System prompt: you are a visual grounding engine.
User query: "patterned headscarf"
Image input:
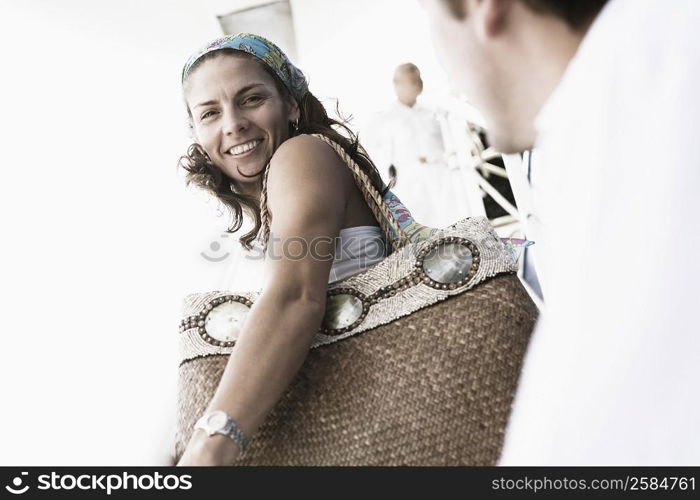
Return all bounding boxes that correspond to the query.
[181,33,308,101]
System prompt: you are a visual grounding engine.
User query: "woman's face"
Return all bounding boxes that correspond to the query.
[184,53,299,195]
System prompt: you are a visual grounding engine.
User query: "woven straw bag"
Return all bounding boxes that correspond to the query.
[175,134,538,465]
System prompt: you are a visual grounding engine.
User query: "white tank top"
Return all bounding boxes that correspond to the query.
[220,225,388,291]
[328,225,388,283]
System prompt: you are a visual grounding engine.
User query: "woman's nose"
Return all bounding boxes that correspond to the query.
[222,108,248,135]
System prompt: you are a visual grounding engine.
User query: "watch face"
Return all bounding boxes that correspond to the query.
[205,411,228,430]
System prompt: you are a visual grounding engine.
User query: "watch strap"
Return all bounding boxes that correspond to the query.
[195,411,248,454]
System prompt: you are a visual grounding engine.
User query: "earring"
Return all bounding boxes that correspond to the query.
[291,118,299,132]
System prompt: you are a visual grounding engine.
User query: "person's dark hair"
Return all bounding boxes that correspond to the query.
[442,0,608,30]
[178,49,388,251]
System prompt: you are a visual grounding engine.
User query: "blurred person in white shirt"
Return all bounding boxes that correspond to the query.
[422,0,700,464]
[365,63,470,227]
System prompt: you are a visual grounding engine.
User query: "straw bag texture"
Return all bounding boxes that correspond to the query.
[175,134,538,465]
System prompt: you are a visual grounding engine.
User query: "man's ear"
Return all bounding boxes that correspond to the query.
[472,0,515,40]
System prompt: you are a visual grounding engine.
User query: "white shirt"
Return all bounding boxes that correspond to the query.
[365,101,471,227]
[218,225,389,292]
[328,226,388,283]
[366,101,446,168]
[500,0,700,465]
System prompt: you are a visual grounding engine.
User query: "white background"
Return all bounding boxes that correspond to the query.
[0,0,455,464]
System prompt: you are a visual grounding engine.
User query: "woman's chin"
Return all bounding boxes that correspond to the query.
[237,161,267,178]
[221,161,266,189]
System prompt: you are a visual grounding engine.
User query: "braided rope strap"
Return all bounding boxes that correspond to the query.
[257,158,273,250]
[309,133,410,251]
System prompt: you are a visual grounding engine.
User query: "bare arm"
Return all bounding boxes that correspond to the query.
[178,135,349,465]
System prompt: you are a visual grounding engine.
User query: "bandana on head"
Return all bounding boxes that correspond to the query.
[181,33,309,101]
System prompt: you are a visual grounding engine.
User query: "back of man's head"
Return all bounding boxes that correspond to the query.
[442,0,607,30]
[426,0,609,152]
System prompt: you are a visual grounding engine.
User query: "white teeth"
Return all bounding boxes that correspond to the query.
[229,139,261,156]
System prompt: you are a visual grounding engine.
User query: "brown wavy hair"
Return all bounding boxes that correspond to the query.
[178,49,388,251]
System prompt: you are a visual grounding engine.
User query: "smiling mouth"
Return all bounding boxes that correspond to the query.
[227,139,262,157]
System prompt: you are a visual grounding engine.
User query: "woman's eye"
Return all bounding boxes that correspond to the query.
[200,110,217,120]
[243,95,263,105]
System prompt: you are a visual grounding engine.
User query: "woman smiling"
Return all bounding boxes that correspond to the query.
[177,34,403,465]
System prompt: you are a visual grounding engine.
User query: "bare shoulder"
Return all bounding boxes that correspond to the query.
[270,134,345,172]
[267,134,350,194]
[265,135,351,223]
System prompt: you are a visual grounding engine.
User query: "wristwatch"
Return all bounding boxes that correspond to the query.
[194,410,248,453]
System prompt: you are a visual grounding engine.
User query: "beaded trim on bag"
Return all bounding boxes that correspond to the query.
[178,216,516,365]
